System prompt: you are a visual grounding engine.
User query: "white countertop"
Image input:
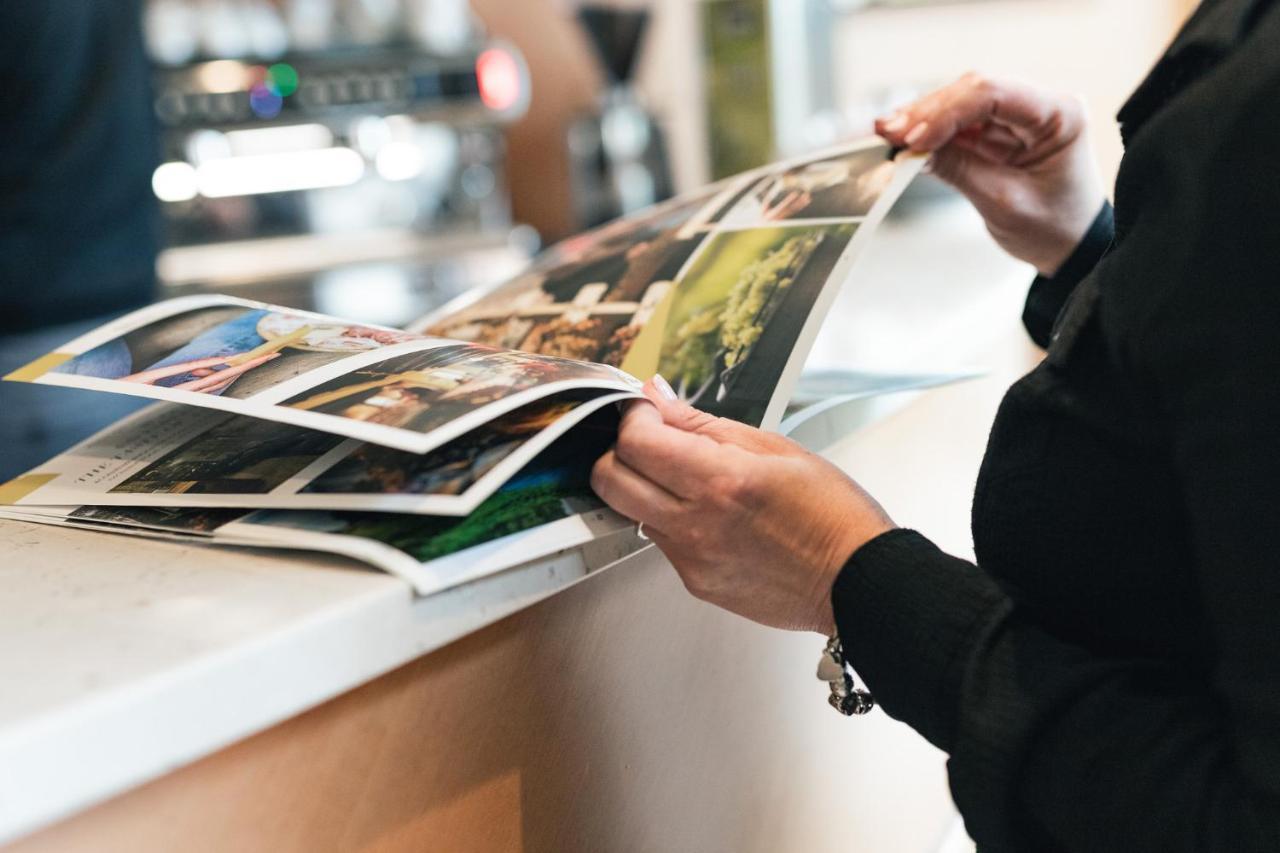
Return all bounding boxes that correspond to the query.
[0,195,1031,845]
[0,524,647,845]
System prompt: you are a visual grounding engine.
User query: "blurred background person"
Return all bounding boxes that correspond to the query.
[0,0,159,480]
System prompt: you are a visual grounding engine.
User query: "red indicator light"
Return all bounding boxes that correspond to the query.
[476,48,522,112]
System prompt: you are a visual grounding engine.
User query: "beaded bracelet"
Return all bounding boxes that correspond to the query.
[817,634,874,716]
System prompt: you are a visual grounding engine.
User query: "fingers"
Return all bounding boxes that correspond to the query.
[643,377,720,432]
[611,378,806,504]
[612,400,725,496]
[643,377,802,457]
[589,449,683,528]
[927,145,1016,207]
[950,123,1027,165]
[877,73,1080,155]
[643,377,758,443]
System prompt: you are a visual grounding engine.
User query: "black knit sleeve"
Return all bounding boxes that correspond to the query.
[831,529,1003,751]
[1021,202,1114,348]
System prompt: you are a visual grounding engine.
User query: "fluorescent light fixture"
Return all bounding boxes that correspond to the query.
[374,141,427,181]
[224,123,334,157]
[186,128,232,165]
[196,147,365,197]
[152,161,199,202]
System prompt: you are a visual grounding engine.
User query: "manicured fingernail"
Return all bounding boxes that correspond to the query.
[652,373,678,401]
[904,122,930,148]
[882,112,908,133]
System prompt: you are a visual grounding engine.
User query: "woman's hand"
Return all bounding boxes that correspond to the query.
[591,377,895,634]
[877,73,1106,277]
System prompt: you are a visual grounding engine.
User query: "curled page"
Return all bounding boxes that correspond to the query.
[0,390,630,517]
[5,294,641,455]
[0,417,640,595]
[422,138,925,429]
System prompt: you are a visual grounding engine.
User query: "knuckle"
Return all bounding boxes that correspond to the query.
[706,468,747,502]
[686,522,724,556]
[589,457,611,496]
[737,469,766,507]
[720,449,763,501]
[613,430,642,464]
[694,518,733,556]
[711,471,753,506]
[689,412,727,437]
[677,407,715,430]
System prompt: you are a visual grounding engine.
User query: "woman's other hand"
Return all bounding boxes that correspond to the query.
[877,73,1106,277]
[591,377,895,635]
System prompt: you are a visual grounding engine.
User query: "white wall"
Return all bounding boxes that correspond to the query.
[637,0,1194,191]
[831,0,1191,185]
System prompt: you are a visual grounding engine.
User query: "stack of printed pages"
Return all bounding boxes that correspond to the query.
[1,138,946,595]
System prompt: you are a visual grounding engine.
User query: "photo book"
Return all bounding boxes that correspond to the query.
[1,137,944,595]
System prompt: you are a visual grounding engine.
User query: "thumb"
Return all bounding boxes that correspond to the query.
[645,376,801,455]
[644,376,721,433]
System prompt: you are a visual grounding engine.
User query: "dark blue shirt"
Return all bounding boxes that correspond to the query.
[0,0,160,332]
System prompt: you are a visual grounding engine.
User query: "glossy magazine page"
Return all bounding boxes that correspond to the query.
[421,138,925,429]
[0,391,632,517]
[4,294,642,455]
[0,418,643,595]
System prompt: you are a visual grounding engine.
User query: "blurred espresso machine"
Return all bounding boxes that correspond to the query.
[144,0,531,326]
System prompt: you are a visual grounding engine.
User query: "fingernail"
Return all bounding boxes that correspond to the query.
[904,122,930,148]
[882,112,908,133]
[652,373,678,401]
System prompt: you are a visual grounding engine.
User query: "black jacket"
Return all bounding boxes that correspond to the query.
[833,1,1280,850]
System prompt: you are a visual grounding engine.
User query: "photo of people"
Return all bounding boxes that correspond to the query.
[426,197,708,367]
[48,303,420,400]
[110,416,347,496]
[709,143,897,228]
[523,184,725,276]
[652,223,858,426]
[282,344,631,437]
[2,387,622,516]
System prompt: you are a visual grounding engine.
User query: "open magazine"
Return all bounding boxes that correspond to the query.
[1,137,935,594]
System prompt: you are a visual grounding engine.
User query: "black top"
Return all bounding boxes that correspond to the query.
[0,0,159,332]
[832,1,1280,850]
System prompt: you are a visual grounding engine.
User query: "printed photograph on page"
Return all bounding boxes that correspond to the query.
[16,298,421,399]
[622,223,859,426]
[705,142,900,230]
[422,188,724,367]
[0,390,622,517]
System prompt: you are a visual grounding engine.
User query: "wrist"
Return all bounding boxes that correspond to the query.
[1035,199,1114,282]
[809,520,896,636]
